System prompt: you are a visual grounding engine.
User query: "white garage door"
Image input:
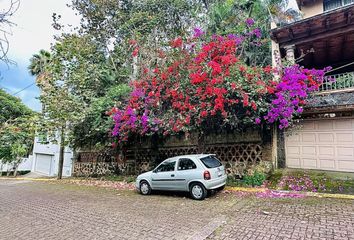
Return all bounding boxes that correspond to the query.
[285,118,354,172]
[35,154,53,175]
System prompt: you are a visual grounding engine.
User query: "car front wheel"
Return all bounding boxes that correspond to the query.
[139,181,152,195]
[190,182,207,200]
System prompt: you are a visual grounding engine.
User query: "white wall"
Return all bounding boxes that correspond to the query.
[32,136,73,177]
[0,156,33,173]
[33,136,59,155]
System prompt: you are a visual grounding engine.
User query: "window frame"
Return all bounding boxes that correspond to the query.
[323,0,354,12]
[155,160,176,173]
[177,158,197,171]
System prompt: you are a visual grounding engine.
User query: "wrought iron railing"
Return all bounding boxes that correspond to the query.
[319,72,354,92]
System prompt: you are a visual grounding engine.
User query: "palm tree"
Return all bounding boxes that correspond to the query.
[28,49,51,77]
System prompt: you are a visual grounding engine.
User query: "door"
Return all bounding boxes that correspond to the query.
[151,160,177,190]
[174,158,198,191]
[285,118,354,172]
[35,154,53,175]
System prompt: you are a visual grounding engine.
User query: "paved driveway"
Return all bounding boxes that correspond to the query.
[0,179,353,240]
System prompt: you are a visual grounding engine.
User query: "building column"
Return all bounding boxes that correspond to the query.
[284,45,296,64]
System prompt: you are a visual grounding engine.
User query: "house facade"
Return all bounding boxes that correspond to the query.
[31,135,73,177]
[271,0,354,172]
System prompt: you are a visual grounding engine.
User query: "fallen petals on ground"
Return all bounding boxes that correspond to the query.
[63,179,136,191]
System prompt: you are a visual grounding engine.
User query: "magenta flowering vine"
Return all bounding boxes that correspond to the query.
[264,66,330,129]
[108,19,329,142]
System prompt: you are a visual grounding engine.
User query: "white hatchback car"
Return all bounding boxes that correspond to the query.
[135,154,227,200]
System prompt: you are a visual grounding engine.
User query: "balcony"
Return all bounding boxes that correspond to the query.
[319,72,354,92]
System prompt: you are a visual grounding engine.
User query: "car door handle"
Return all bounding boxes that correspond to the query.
[171,174,175,177]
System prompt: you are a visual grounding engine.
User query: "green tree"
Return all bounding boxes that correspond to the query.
[29,49,84,179]
[205,0,293,66]
[0,89,32,126]
[28,49,52,77]
[43,0,205,150]
[0,89,35,176]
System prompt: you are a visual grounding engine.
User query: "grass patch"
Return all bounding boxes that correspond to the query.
[267,169,354,194]
[226,176,246,187]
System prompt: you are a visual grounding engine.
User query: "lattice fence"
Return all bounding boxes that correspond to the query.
[73,143,263,177]
[128,143,262,176]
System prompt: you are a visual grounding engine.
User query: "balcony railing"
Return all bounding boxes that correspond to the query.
[319,72,354,92]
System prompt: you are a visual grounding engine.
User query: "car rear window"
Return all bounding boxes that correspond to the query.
[200,155,222,168]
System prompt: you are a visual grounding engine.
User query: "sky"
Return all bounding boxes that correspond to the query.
[0,0,80,111]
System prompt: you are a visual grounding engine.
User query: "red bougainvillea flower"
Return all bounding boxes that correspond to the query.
[111,23,329,143]
[170,37,183,48]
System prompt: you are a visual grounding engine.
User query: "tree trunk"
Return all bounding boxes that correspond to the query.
[13,165,18,177]
[57,127,65,180]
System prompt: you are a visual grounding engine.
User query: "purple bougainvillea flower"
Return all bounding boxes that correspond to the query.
[131,88,144,98]
[253,28,262,38]
[193,27,205,38]
[245,18,255,26]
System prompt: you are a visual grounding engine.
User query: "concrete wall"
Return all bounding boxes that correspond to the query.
[0,156,33,173]
[301,0,324,19]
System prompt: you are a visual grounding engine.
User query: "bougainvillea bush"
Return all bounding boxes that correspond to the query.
[109,20,329,142]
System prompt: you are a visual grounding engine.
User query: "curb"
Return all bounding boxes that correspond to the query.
[305,192,354,200]
[0,177,57,181]
[225,186,267,193]
[224,186,354,200]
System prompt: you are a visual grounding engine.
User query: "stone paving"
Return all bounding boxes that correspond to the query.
[0,179,353,240]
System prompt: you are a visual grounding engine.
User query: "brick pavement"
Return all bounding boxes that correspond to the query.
[0,180,353,240]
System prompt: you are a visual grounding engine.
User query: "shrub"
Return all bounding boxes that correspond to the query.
[243,171,266,186]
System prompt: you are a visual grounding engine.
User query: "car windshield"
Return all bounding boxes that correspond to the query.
[200,155,222,168]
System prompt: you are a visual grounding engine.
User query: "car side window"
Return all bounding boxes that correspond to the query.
[156,161,176,172]
[178,158,197,171]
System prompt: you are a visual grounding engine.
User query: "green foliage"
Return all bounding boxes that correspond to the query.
[71,0,206,42]
[206,0,290,66]
[0,89,35,169]
[0,170,30,176]
[71,84,131,149]
[0,89,32,125]
[243,171,266,186]
[226,175,245,187]
[0,115,37,168]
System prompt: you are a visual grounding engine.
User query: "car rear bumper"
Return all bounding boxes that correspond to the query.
[204,175,227,190]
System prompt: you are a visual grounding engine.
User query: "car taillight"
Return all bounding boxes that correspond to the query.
[204,170,211,180]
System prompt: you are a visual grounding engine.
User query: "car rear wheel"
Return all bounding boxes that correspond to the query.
[190,182,207,200]
[139,181,151,195]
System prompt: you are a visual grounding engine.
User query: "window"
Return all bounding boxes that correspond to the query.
[324,0,354,11]
[200,155,222,168]
[155,161,176,172]
[178,158,197,171]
